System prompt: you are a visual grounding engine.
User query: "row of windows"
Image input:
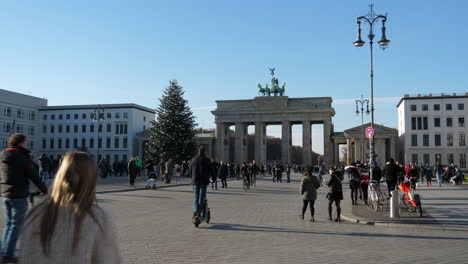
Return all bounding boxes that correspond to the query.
[411,153,466,168]
[42,137,128,150]
[43,123,128,134]
[410,103,465,111]
[3,107,36,120]
[411,116,465,129]
[2,123,35,135]
[43,112,129,121]
[411,133,465,147]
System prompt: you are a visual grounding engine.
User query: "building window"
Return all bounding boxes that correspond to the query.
[65,138,70,149]
[90,124,94,132]
[446,117,453,127]
[410,105,417,111]
[51,114,55,120]
[50,125,55,133]
[66,125,70,133]
[435,154,442,163]
[423,134,429,147]
[74,125,78,133]
[43,125,47,133]
[106,137,111,148]
[421,104,428,111]
[82,125,86,133]
[434,104,440,111]
[423,154,430,165]
[434,118,440,127]
[447,134,453,146]
[74,114,78,119]
[115,113,120,119]
[98,124,102,133]
[458,103,464,110]
[28,126,35,136]
[82,113,86,119]
[16,109,24,119]
[49,139,54,149]
[98,138,102,148]
[411,154,418,163]
[66,114,70,119]
[4,107,12,117]
[460,133,466,146]
[435,134,441,146]
[107,113,111,119]
[460,154,467,169]
[59,114,63,120]
[58,125,63,133]
[447,153,454,164]
[114,155,119,163]
[423,117,428,130]
[81,138,86,148]
[446,104,452,110]
[459,117,465,127]
[89,138,94,148]
[98,113,104,120]
[411,135,418,147]
[29,111,36,120]
[114,137,119,148]
[73,138,78,148]
[124,112,128,118]
[43,114,47,120]
[115,124,119,135]
[124,124,128,134]
[42,139,46,149]
[123,154,128,162]
[58,138,63,149]
[106,124,111,133]
[123,137,128,148]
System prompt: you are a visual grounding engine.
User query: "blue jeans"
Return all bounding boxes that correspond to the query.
[436,172,443,186]
[193,185,207,217]
[39,170,49,183]
[2,198,28,258]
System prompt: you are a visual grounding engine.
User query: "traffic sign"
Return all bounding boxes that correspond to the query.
[365,126,375,139]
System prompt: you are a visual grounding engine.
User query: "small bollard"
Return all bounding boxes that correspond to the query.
[390,190,400,218]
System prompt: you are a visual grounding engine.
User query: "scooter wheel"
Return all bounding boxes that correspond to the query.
[206,211,211,224]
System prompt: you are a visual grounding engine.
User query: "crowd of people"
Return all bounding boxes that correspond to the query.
[0,132,466,263]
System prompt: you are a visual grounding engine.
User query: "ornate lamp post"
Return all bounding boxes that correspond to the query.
[355,95,370,162]
[353,3,390,168]
[92,105,105,163]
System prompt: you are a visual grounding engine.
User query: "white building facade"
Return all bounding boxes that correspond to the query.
[397,93,468,169]
[38,104,155,163]
[0,89,47,158]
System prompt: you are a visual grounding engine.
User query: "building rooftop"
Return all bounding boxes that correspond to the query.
[397,93,468,107]
[39,103,155,114]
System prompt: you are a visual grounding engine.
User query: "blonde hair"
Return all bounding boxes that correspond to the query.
[26,151,102,255]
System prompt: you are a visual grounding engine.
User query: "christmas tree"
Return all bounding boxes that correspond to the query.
[149,80,197,163]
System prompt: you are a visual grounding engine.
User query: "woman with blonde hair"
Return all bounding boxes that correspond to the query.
[19,151,121,263]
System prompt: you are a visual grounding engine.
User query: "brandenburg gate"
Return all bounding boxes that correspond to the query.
[211,69,335,165]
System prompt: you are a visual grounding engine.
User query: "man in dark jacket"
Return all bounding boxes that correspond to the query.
[0,134,48,263]
[383,158,398,196]
[189,146,212,224]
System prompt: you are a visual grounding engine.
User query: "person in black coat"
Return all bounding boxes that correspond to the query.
[384,158,399,196]
[189,146,212,222]
[218,161,228,188]
[327,167,343,222]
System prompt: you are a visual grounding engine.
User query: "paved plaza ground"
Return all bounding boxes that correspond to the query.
[2,173,468,263]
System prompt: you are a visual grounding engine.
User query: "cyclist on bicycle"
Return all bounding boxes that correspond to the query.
[241,163,250,186]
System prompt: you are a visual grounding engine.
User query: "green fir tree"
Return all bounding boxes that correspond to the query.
[149,80,197,163]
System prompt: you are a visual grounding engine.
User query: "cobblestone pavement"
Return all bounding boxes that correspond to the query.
[94,173,467,263]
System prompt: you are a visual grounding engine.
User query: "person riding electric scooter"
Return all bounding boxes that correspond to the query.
[189,146,213,227]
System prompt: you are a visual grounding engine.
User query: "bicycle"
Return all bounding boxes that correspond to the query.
[398,182,422,216]
[367,180,389,211]
[243,176,250,191]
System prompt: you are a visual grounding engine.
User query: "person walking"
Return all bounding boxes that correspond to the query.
[189,147,212,225]
[299,169,320,222]
[0,133,48,263]
[135,156,142,178]
[175,163,182,184]
[327,167,343,222]
[345,163,360,205]
[127,157,137,188]
[286,165,292,183]
[425,164,433,186]
[37,153,50,184]
[435,161,444,187]
[359,165,370,205]
[165,159,174,184]
[218,161,228,188]
[384,159,399,197]
[19,151,121,264]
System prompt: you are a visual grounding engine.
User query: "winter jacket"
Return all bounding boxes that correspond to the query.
[0,147,48,198]
[383,161,399,182]
[300,175,320,200]
[327,173,343,201]
[189,152,212,186]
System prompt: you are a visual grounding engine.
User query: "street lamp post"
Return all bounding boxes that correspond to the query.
[93,105,105,163]
[353,3,390,170]
[355,95,370,163]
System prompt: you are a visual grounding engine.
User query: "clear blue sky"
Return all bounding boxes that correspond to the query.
[1,0,467,153]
